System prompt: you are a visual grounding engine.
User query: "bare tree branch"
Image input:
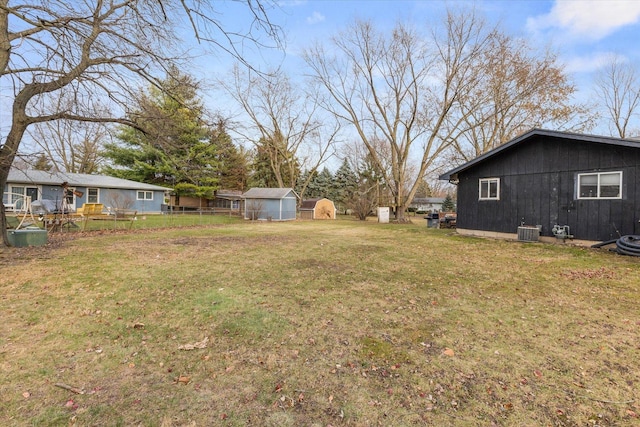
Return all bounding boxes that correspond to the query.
[220,65,337,193]
[593,55,640,139]
[0,0,282,246]
[304,11,491,222]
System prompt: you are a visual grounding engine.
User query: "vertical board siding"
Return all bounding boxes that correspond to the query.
[457,136,640,241]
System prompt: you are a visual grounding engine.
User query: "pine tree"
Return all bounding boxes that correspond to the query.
[414,179,432,198]
[314,167,334,199]
[296,169,313,196]
[213,121,250,191]
[102,68,219,198]
[442,193,456,212]
[333,158,358,213]
[33,154,53,171]
[250,133,299,188]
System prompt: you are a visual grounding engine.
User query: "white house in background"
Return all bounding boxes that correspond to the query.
[410,197,445,213]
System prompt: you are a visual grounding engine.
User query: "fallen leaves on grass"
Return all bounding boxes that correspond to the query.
[64,399,78,410]
[561,267,615,280]
[443,348,455,357]
[176,375,191,384]
[178,336,209,350]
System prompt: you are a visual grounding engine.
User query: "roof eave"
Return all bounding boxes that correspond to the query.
[438,128,640,181]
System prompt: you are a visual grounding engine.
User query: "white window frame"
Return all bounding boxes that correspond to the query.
[479,178,500,201]
[137,191,153,201]
[87,188,100,204]
[577,171,622,200]
[7,185,40,207]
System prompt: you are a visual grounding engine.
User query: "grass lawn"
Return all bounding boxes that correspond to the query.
[6,211,241,233]
[1,219,639,426]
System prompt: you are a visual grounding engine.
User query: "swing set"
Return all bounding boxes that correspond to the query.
[3,192,38,229]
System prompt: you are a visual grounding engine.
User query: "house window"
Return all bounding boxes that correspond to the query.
[578,171,622,199]
[214,198,232,209]
[137,191,153,201]
[87,188,99,203]
[6,185,39,210]
[7,186,25,210]
[479,178,500,200]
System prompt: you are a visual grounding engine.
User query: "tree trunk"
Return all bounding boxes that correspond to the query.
[0,203,6,246]
[394,198,412,223]
[392,180,410,223]
[0,108,29,247]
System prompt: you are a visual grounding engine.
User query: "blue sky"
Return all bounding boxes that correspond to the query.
[4,0,640,158]
[198,0,640,120]
[272,0,640,74]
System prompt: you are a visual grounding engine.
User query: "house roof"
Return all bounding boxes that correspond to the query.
[411,197,445,204]
[216,190,243,200]
[242,188,298,199]
[439,129,640,182]
[8,168,171,191]
[300,198,332,210]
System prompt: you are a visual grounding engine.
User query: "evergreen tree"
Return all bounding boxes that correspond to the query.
[33,154,53,171]
[250,138,278,188]
[296,169,313,196]
[333,158,358,213]
[213,121,250,191]
[442,193,456,212]
[414,179,432,198]
[314,167,334,198]
[102,68,219,198]
[250,132,300,188]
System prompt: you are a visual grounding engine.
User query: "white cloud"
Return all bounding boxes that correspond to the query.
[527,0,640,40]
[563,52,623,74]
[306,11,325,25]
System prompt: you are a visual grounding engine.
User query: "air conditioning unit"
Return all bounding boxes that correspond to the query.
[517,226,540,242]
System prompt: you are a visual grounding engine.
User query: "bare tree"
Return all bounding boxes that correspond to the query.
[594,55,640,139]
[341,139,385,220]
[448,32,593,162]
[220,66,337,198]
[27,116,109,174]
[106,193,134,210]
[304,12,493,222]
[245,199,264,221]
[0,0,281,245]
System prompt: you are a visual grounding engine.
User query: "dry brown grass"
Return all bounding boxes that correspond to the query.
[1,220,639,426]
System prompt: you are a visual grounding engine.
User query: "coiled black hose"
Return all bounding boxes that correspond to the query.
[615,235,640,256]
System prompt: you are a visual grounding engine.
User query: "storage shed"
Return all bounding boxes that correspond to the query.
[242,188,298,221]
[300,198,336,220]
